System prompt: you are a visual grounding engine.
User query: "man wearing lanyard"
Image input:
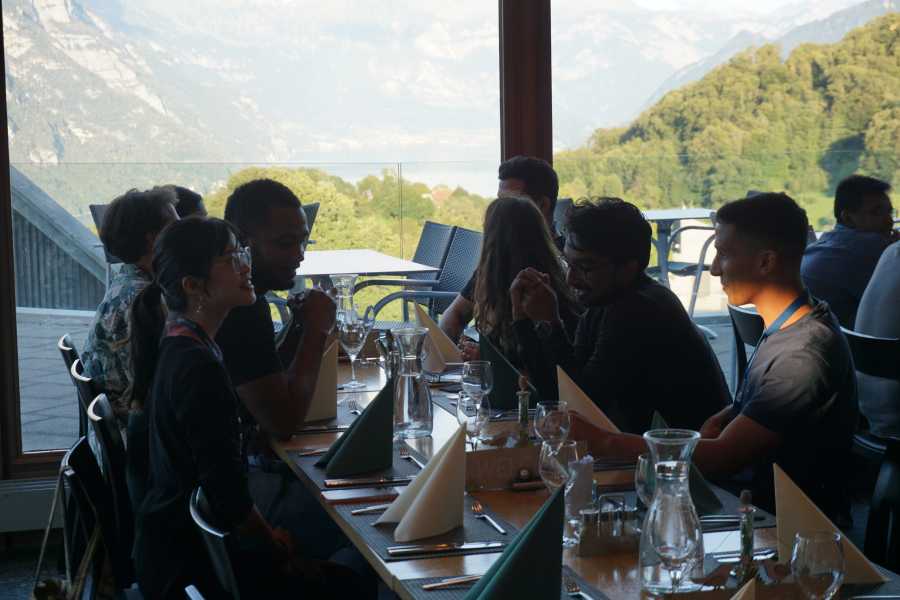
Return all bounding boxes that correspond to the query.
[571,192,858,520]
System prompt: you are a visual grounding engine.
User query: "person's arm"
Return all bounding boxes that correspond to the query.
[235,290,335,438]
[439,295,474,342]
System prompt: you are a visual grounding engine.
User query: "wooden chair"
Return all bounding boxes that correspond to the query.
[59,334,88,437]
[727,304,765,392]
[190,487,241,600]
[87,393,135,586]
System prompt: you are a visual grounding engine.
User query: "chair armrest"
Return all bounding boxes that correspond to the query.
[354,279,438,293]
[371,290,459,320]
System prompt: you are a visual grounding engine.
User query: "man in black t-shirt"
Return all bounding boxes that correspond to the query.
[440,156,565,344]
[512,199,730,433]
[570,193,857,518]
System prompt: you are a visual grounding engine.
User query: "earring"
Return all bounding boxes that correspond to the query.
[194,298,205,317]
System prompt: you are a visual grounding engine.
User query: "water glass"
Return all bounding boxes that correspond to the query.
[457,393,490,451]
[791,532,845,600]
[461,361,494,402]
[635,453,655,509]
[534,401,570,448]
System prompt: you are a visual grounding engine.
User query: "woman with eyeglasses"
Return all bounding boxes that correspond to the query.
[127,218,369,599]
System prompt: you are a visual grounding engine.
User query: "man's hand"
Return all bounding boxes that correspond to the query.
[459,339,480,362]
[516,268,560,323]
[291,289,336,336]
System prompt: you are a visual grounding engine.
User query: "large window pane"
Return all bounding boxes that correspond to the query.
[4,0,499,452]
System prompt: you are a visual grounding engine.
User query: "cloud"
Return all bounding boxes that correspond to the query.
[414,22,497,61]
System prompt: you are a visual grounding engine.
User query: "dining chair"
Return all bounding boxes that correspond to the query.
[63,436,139,595]
[552,197,573,237]
[87,393,135,584]
[59,334,89,437]
[89,203,121,289]
[727,304,765,392]
[865,437,900,571]
[69,359,99,432]
[190,487,241,600]
[301,202,320,245]
[185,586,206,600]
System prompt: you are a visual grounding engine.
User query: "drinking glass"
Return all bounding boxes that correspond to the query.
[791,532,845,600]
[635,453,655,509]
[339,309,372,390]
[533,401,571,449]
[457,393,490,451]
[538,441,582,548]
[461,361,494,403]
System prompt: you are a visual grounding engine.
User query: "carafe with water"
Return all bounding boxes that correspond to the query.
[391,326,433,439]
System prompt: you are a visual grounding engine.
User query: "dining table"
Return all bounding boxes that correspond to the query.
[270,362,799,599]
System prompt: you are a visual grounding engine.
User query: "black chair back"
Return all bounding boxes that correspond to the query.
[59,335,88,437]
[409,221,455,283]
[87,393,134,580]
[185,586,206,600]
[62,436,135,589]
[190,487,241,600]
[430,227,482,315]
[89,204,122,265]
[865,438,900,570]
[842,328,900,382]
[301,202,320,239]
[69,359,97,418]
[727,304,765,391]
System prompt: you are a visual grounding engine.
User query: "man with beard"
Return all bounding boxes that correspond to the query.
[511,197,730,433]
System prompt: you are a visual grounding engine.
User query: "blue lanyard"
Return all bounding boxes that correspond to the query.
[741,292,810,391]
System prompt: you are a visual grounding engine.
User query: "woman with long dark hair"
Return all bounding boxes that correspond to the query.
[129,217,366,599]
[471,195,580,364]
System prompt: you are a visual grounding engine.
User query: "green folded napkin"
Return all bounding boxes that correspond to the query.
[315,378,394,477]
[649,412,723,515]
[464,487,563,599]
[479,335,540,410]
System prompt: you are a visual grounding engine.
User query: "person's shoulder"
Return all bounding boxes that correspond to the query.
[219,295,271,333]
[772,303,849,364]
[620,276,687,321]
[160,336,222,368]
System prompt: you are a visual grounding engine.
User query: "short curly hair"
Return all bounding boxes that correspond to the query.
[565,197,652,270]
[100,187,177,263]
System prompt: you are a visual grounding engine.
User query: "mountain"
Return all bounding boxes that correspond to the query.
[554,13,900,228]
[645,0,899,109]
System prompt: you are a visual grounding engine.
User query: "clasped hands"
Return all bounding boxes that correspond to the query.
[286,288,337,336]
[510,267,561,324]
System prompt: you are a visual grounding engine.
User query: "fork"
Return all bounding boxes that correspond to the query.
[398,444,426,470]
[347,396,361,415]
[564,577,593,599]
[471,500,506,534]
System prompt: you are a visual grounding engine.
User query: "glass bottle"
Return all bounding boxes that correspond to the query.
[639,428,704,594]
[391,326,433,439]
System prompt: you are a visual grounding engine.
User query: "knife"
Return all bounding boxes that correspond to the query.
[324,476,413,488]
[298,424,350,433]
[387,541,506,557]
[421,574,482,590]
[350,503,392,515]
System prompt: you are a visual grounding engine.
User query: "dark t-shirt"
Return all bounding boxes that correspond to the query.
[731,301,857,516]
[515,274,730,433]
[133,337,253,599]
[217,295,284,388]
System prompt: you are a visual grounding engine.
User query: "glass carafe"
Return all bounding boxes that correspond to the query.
[331,274,357,321]
[639,429,704,594]
[391,327,433,439]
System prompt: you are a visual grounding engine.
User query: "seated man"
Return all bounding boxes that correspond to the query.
[216,179,350,561]
[572,193,858,517]
[512,198,729,433]
[440,155,564,344]
[802,175,896,327]
[82,187,178,421]
[855,240,900,437]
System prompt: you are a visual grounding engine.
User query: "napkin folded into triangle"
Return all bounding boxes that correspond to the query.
[305,340,338,422]
[730,578,755,600]
[557,366,619,432]
[314,378,394,477]
[479,335,539,410]
[774,464,886,583]
[415,304,461,373]
[375,425,466,542]
[649,411,723,515]
[463,486,564,599]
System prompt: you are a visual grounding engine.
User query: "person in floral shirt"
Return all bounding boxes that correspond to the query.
[81,187,179,420]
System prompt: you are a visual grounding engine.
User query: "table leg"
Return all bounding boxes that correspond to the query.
[656,221,672,287]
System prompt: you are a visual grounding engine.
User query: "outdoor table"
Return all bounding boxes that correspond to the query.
[297,249,438,278]
[271,363,783,599]
[643,208,715,287]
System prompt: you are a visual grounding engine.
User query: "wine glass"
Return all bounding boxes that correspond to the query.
[461,361,494,403]
[533,401,571,449]
[791,532,845,600]
[457,393,490,451]
[538,441,569,492]
[635,453,655,509]
[339,308,373,391]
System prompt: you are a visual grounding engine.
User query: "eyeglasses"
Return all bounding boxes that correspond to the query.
[218,246,252,272]
[561,256,613,279]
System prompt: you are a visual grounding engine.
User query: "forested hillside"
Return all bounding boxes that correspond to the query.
[555,13,900,228]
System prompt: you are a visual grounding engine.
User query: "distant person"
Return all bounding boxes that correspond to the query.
[168,185,207,218]
[129,217,369,599]
[855,240,900,438]
[81,187,178,421]
[469,196,579,366]
[801,175,896,327]
[511,198,730,433]
[570,193,857,518]
[440,155,563,344]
